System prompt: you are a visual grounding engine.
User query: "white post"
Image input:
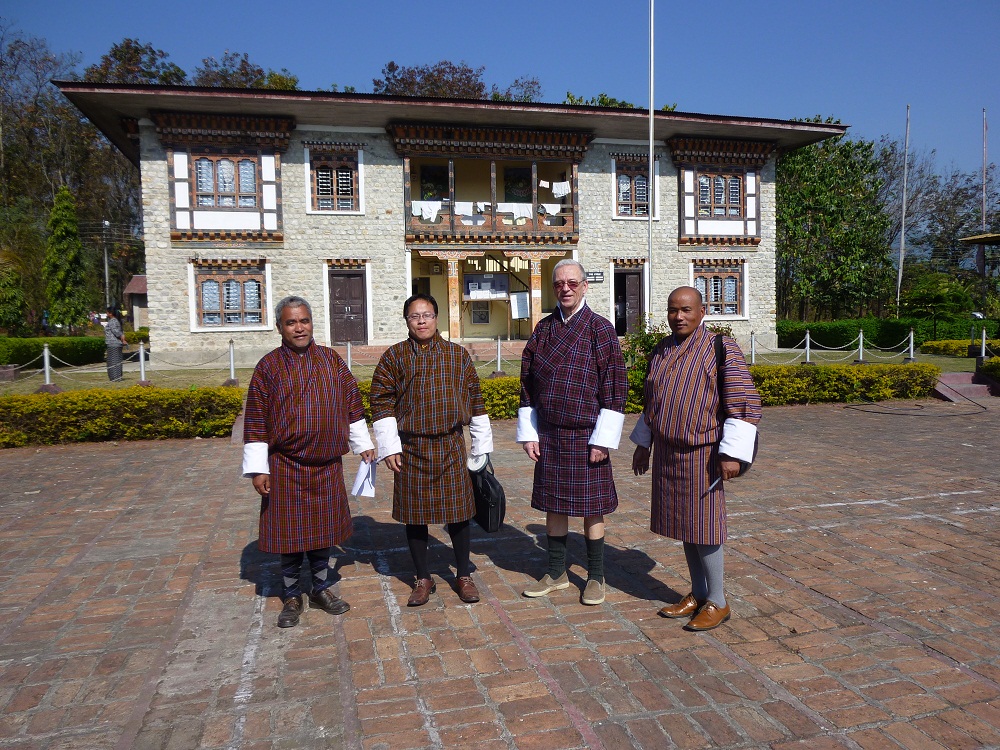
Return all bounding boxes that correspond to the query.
[981,327,987,358]
[43,343,52,385]
[805,329,811,364]
[750,331,756,365]
[139,342,147,381]
[908,328,915,361]
[496,335,502,372]
[346,341,352,371]
[858,329,865,363]
[228,339,236,381]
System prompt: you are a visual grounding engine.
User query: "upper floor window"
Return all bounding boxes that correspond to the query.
[194,156,258,208]
[612,157,658,220]
[693,261,744,316]
[698,173,743,218]
[306,145,364,214]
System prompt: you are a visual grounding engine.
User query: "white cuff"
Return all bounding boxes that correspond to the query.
[589,408,625,449]
[373,416,402,461]
[516,406,539,443]
[348,418,375,454]
[719,418,757,463]
[469,414,494,455]
[242,442,269,476]
[629,416,653,448]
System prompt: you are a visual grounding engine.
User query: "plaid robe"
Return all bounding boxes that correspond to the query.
[520,304,626,516]
[643,325,762,544]
[370,334,486,524]
[243,341,364,553]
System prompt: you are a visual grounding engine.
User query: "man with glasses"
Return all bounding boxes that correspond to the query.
[371,294,494,607]
[518,259,627,605]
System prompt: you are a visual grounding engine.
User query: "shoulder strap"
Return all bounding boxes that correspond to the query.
[714,333,726,416]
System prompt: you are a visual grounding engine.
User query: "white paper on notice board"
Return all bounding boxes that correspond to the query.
[510,291,530,319]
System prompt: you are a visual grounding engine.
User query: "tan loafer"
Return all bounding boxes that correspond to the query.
[658,593,700,619]
[684,601,731,631]
[523,571,570,598]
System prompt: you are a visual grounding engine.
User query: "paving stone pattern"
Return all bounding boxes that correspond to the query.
[0,399,998,749]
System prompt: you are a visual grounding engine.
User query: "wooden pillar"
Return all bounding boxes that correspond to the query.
[530,259,543,331]
[448,259,461,341]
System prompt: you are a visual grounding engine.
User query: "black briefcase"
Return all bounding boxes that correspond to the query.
[469,455,506,533]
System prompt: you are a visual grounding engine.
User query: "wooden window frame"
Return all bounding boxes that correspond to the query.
[693,261,744,317]
[195,265,266,327]
[615,162,652,217]
[697,170,744,219]
[192,153,260,210]
[310,151,360,212]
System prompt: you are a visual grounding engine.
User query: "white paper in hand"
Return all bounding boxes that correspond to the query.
[351,460,376,497]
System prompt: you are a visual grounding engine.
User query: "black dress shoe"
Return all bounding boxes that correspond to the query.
[308,588,350,615]
[277,595,303,628]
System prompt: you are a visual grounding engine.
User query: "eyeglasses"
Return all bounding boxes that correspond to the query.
[553,279,584,290]
[405,312,437,322]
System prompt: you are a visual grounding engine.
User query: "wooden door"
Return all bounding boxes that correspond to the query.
[624,271,642,334]
[328,271,366,343]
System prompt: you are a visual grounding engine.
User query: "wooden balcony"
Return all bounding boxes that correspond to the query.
[406,200,577,244]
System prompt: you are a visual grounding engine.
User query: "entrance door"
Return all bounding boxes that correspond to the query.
[614,269,643,335]
[328,271,366,343]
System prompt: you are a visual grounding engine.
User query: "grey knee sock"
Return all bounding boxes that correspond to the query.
[683,542,708,601]
[697,543,726,608]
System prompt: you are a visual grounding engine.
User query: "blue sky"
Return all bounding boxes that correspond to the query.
[5,0,998,173]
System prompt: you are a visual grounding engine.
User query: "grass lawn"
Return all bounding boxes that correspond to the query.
[0,351,974,397]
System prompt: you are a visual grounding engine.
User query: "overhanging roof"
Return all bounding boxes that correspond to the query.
[959,233,1000,244]
[55,81,849,166]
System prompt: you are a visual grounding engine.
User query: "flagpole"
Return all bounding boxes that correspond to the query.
[895,105,910,317]
[647,0,655,324]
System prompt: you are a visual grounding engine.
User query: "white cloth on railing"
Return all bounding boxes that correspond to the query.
[552,181,571,198]
[411,200,442,221]
[496,202,534,220]
[541,203,563,216]
[454,201,474,215]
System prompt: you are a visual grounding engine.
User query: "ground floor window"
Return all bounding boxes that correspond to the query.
[693,260,744,316]
[195,263,266,327]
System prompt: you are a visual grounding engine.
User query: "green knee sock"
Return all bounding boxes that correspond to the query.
[586,537,604,583]
[546,534,568,579]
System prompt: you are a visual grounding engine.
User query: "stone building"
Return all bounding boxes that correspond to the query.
[58,83,845,363]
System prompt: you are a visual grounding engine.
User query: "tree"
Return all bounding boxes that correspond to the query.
[372,59,540,101]
[875,136,939,256]
[83,38,187,84]
[193,51,299,90]
[900,270,973,339]
[776,117,893,320]
[565,91,636,108]
[43,186,91,332]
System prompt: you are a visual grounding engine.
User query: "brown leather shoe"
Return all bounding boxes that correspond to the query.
[308,588,350,616]
[407,578,436,607]
[658,593,700,619]
[684,601,731,631]
[277,595,303,628]
[454,576,480,603]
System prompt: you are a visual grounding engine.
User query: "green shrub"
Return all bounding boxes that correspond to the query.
[749,363,939,406]
[0,336,106,367]
[777,318,999,348]
[124,327,150,345]
[0,387,246,448]
[980,357,1000,381]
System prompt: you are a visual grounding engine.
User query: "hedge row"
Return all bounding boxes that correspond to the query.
[0,336,106,367]
[981,357,1000,381]
[919,339,1000,357]
[777,317,999,349]
[0,387,245,448]
[0,364,941,448]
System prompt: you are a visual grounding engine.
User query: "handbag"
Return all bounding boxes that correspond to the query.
[468,455,506,533]
[714,333,759,476]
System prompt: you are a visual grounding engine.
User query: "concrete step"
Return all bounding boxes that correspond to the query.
[933,372,995,401]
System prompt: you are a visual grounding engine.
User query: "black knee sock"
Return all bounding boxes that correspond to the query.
[406,524,430,580]
[546,534,568,579]
[585,537,604,583]
[447,520,472,577]
[280,552,304,598]
[306,547,332,594]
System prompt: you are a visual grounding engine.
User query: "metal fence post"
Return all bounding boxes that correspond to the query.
[905,328,915,362]
[805,329,811,364]
[750,331,756,366]
[222,339,238,387]
[856,329,866,364]
[346,341,352,371]
[43,344,52,386]
[981,327,987,358]
[496,336,502,372]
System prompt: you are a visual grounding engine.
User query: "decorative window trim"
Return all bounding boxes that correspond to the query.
[678,167,759,245]
[187,259,273,332]
[170,148,282,241]
[611,156,659,220]
[690,258,748,319]
[304,145,365,215]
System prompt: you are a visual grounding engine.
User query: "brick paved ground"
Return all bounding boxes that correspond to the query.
[0,399,998,749]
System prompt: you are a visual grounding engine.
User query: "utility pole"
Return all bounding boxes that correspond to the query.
[103,220,110,308]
